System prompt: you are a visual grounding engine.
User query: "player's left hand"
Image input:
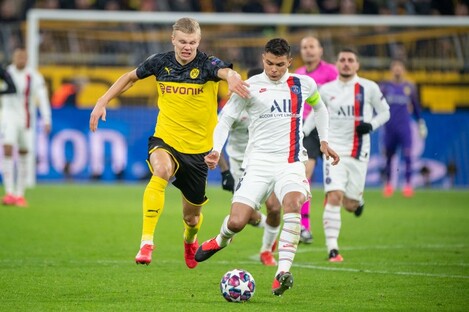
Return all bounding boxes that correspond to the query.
[205,150,220,170]
[320,141,340,166]
[356,122,373,135]
[418,119,428,139]
[227,71,250,99]
[89,102,107,132]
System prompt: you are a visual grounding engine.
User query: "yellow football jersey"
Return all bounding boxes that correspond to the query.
[137,51,232,154]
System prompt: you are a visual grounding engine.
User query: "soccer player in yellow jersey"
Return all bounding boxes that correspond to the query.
[89,17,249,269]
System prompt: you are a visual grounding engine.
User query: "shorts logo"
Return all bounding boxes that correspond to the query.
[325,177,332,185]
[290,85,300,94]
[190,68,200,79]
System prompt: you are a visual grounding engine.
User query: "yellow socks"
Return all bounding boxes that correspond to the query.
[184,212,203,243]
[141,176,167,242]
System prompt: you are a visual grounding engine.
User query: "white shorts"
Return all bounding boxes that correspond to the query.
[229,157,244,188]
[233,160,310,210]
[0,120,31,150]
[323,156,368,201]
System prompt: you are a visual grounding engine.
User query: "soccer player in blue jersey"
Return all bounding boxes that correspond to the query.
[89,17,249,269]
[379,60,427,197]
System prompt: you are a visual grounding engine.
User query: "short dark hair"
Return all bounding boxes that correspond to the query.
[337,47,359,61]
[264,38,291,57]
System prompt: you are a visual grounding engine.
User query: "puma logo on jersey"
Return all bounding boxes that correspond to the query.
[164,67,171,75]
[259,88,267,93]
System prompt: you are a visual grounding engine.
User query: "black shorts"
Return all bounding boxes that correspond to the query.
[147,136,209,205]
[303,128,322,160]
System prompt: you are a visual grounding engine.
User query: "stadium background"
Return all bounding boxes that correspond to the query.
[0,1,468,187]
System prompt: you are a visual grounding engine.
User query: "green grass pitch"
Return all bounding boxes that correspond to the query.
[0,184,468,311]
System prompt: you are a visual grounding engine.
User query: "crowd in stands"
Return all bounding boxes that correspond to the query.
[1,0,468,21]
[1,0,468,67]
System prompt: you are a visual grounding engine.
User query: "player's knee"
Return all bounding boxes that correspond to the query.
[182,214,199,227]
[266,203,281,216]
[149,152,174,179]
[265,194,281,213]
[227,216,247,233]
[282,193,304,213]
[151,164,173,180]
[326,191,343,206]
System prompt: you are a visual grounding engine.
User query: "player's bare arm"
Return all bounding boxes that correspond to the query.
[89,69,139,132]
[218,68,250,99]
[204,150,220,170]
[320,141,340,165]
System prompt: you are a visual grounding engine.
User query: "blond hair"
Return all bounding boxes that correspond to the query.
[172,17,201,37]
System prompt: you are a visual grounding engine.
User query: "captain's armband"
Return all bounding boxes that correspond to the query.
[305,91,320,106]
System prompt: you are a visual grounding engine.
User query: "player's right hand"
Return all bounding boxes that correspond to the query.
[227,71,250,99]
[320,141,340,166]
[89,103,107,132]
[221,170,235,192]
[204,150,220,170]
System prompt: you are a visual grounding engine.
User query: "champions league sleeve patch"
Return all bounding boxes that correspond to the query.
[209,56,223,66]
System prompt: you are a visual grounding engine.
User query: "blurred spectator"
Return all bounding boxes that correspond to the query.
[339,0,358,14]
[242,0,265,13]
[455,0,469,15]
[51,77,87,109]
[36,0,61,9]
[0,0,23,22]
[73,0,97,10]
[0,0,24,64]
[264,0,280,13]
[168,0,200,11]
[103,0,122,10]
[137,0,158,11]
[317,0,339,13]
[294,0,320,14]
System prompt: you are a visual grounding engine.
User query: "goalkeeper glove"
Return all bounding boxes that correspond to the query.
[356,122,373,135]
[418,119,428,139]
[221,170,235,193]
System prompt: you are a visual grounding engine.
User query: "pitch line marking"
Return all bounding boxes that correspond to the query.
[293,263,469,279]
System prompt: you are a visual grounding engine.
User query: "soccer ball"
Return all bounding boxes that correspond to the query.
[220,269,256,303]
